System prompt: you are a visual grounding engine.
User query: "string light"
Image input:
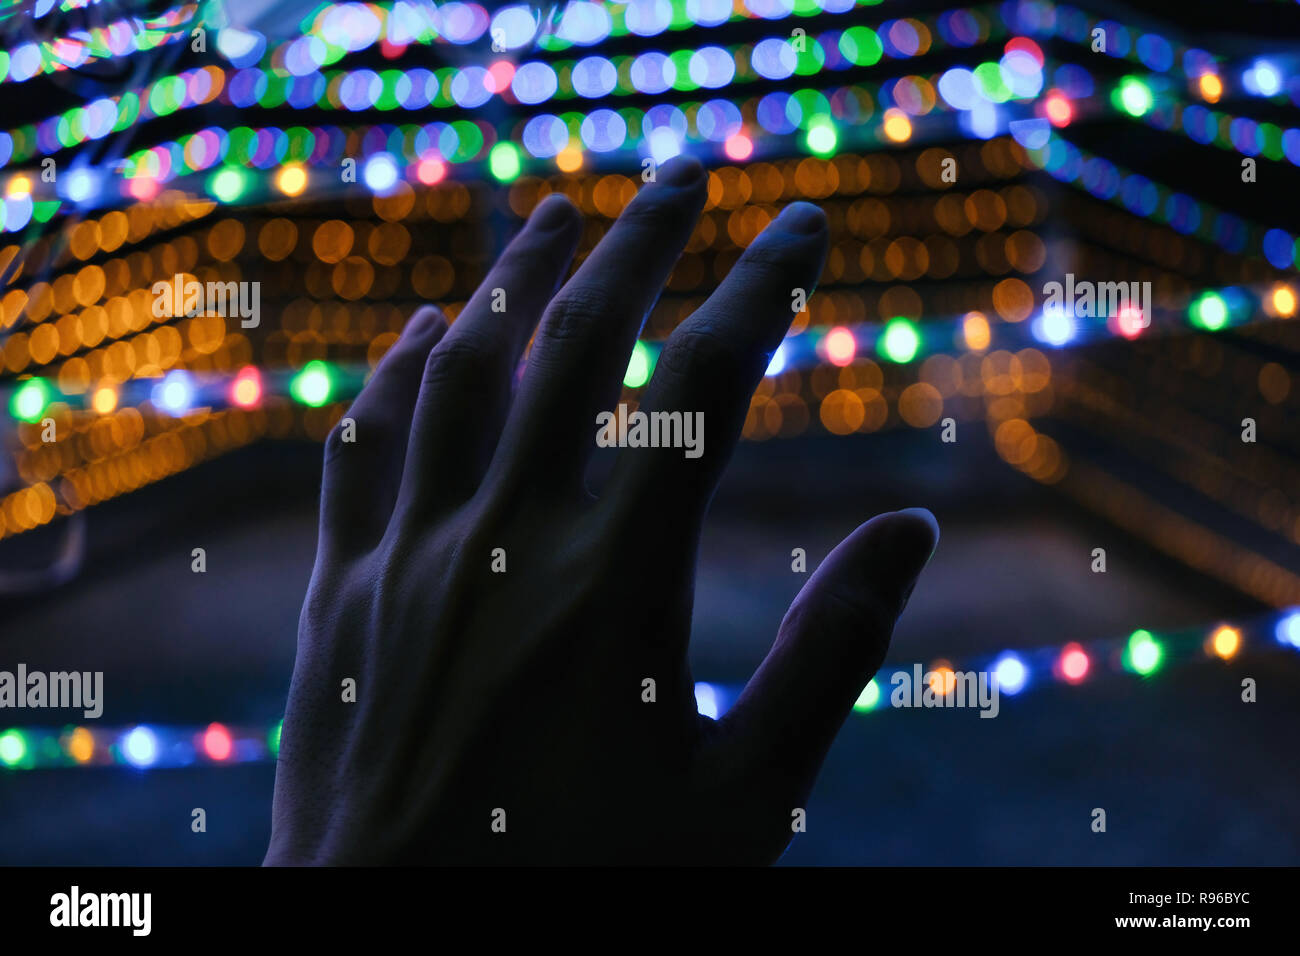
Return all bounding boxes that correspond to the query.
[362,154,400,194]
[1208,626,1241,660]
[1029,132,1297,267]
[230,367,262,409]
[0,5,1293,552]
[1277,611,1300,649]
[201,723,233,761]
[290,361,335,407]
[119,726,160,769]
[9,378,51,423]
[152,370,196,415]
[853,678,882,712]
[1058,642,1090,684]
[5,614,1294,771]
[623,341,653,389]
[823,327,857,366]
[1124,629,1164,676]
[1271,285,1297,318]
[1197,72,1223,103]
[879,319,921,363]
[275,164,308,197]
[0,729,27,768]
[90,386,119,415]
[5,276,1290,431]
[488,141,523,183]
[992,653,1028,695]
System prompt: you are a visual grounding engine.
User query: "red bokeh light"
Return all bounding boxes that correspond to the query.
[1115,306,1146,339]
[485,60,516,95]
[128,177,161,201]
[416,157,447,185]
[1059,643,1090,683]
[202,723,233,761]
[230,367,262,408]
[1045,90,1073,127]
[824,327,856,366]
[1004,36,1044,66]
[724,132,754,162]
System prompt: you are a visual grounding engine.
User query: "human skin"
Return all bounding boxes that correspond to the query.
[265,156,939,865]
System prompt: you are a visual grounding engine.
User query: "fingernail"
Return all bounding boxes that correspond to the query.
[530,194,576,231]
[658,155,705,186]
[775,202,827,234]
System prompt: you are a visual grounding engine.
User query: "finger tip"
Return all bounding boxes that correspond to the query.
[775,201,828,235]
[892,506,939,535]
[885,507,940,562]
[530,192,582,232]
[657,154,706,187]
[863,509,935,567]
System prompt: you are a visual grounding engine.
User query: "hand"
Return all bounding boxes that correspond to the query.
[265,156,939,865]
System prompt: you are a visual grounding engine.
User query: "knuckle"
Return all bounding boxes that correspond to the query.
[657,325,737,380]
[540,287,616,344]
[422,334,495,389]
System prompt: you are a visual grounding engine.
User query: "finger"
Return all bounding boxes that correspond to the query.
[488,156,708,497]
[320,306,446,552]
[396,194,582,517]
[607,202,827,524]
[718,509,939,791]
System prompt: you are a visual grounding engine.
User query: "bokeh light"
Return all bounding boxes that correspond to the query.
[1058,643,1090,683]
[879,319,920,363]
[1125,629,1164,676]
[291,361,335,406]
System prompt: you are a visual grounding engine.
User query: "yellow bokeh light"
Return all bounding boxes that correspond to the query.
[91,386,118,414]
[1198,73,1222,103]
[7,175,32,198]
[556,144,583,173]
[276,164,308,197]
[928,663,957,695]
[962,311,991,351]
[883,109,912,143]
[66,727,94,763]
[1210,625,1240,659]
[1271,285,1296,318]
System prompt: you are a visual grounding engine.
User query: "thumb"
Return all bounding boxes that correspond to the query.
[719,508,939,787]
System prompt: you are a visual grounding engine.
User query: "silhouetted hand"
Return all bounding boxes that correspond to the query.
[265,156,938,865]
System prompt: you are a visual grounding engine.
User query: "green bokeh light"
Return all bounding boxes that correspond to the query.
[1191,291,1228,330]
[805,118,837,156]
[489,141,522,183]
[852,678,881,712]
[1117,77,1154,117]
[10,378,51,423]
[0,729,27,767]
[623,341,653,389]
[209,167,248,204]
[1125,629,1164,675]
[290,361,334,407]
[974,62,1011,103]
[839,26,883,67]
[879,318,920,363]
